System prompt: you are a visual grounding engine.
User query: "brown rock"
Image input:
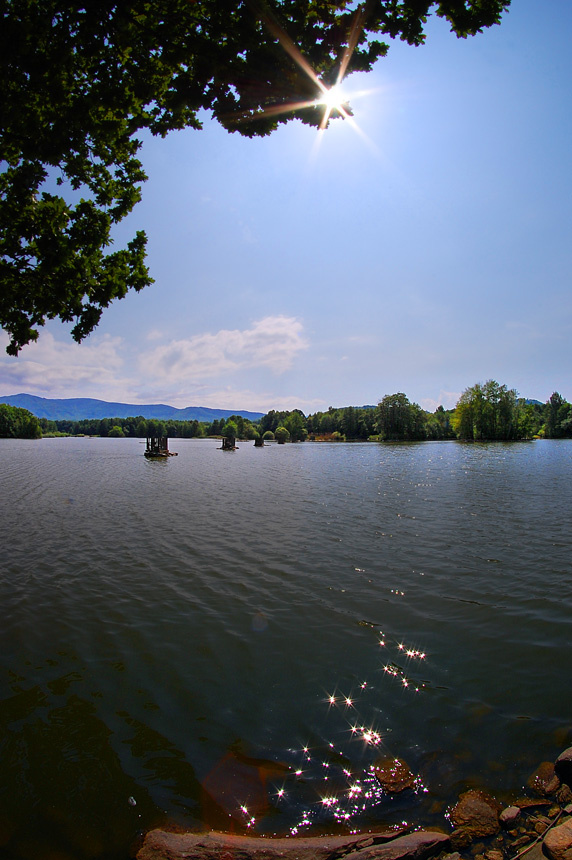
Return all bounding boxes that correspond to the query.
[449,790,502,838]
[337,831,451,860]
[516,799,552,810]
[555,751,572,789]
[528,763,561,796]
[542,820,572,860]
[484,851,504,860]
[136,830,450,860]
[512,836,535,850]
[557,787,572,806]
[500,806,521,827]
[449,829,473,851]
[373,758,417,793]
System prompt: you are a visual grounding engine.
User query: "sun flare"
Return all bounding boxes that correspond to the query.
[315,82,353,127]
[318,83,349,112]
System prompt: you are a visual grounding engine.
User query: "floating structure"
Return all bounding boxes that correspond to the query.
[144,436,178,458]
[220,436,238,450]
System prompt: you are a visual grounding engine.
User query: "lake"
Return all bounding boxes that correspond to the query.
[1,437,571,859]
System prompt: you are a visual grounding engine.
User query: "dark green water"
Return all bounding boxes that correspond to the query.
[1,437,571,858]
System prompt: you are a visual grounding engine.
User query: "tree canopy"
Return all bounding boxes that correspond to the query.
[1,0,510,354]
[0,403,41,438]
[452,379,520,441]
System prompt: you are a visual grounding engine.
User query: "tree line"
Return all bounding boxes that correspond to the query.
[1,383,571,442]
[35,414,262,440]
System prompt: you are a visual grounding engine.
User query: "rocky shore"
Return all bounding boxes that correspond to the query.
[136,748,572,860]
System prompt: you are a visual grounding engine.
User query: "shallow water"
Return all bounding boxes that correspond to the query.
[1,437,571,858]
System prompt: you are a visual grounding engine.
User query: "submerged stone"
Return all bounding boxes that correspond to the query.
[373,757,417,793]
[449,790,502,838]
[500,806,521,827]
[528,763,561,796]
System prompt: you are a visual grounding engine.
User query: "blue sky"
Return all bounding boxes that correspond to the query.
[1,0,570,413]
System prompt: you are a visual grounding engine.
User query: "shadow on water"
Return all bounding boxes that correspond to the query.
[0,676,169,859]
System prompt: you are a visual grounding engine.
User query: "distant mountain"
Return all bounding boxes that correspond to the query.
[0,394,264,422]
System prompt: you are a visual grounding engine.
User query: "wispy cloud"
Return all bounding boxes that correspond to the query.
[0,317,312,411]
[140,316,308,382]
[177,386,324,413]
[0,331,131,400]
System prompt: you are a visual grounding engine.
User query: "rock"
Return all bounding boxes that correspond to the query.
[449,790,502,838]
[136,830,450,860]
[557,787,572,806]
[449,830,473,850]
[373,758,417,793]
[528,763,561,796]
[543,820,572,860]
[500,806,521,827]
[555,751,572,789]
[484,850,504,860]
[516,799,552,810]
[336,831,450,860]
[512,836,535,850]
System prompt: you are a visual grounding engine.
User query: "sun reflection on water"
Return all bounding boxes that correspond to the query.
[230,625,430,836]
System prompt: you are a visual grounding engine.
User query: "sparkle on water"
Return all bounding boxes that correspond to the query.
[230,628,430,835]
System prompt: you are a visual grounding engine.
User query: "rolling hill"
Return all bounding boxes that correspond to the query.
[0,394,264,422]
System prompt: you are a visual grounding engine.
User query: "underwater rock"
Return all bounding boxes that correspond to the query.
[449,789,502,838]
[528,763,561,796]
[499,806,521,827]
[373,757,417,793]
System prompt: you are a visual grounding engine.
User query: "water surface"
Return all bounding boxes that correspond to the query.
[1,438,571,858]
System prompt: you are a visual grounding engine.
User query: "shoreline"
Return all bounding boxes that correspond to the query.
[135,748,572,860]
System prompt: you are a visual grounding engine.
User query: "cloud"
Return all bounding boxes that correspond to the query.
[420,390,460,412]
[0,317,313,411]
[176,386,324,413]
[0,331,131,400]
[141,316,308,382]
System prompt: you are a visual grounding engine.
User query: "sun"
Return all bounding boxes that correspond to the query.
[316,83,353,126]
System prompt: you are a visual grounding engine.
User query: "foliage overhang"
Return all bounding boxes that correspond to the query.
[0,0,510,354]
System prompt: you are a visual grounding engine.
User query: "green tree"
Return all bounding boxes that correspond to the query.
[274,425,290,444]
[222,420,238,441]
[1,0,510,354]
[544,392,571,438]
[452,380,520,440]
[376,393,426,441]
[108,425,125,437]
[284,410,307,442]
[425,405,455,440]
[0,404,41,438]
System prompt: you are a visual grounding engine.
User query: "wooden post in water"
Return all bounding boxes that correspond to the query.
[144,436,177,457]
